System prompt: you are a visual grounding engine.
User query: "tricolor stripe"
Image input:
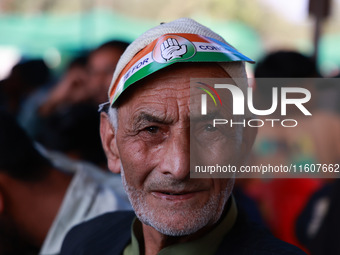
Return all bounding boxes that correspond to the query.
[109,33,254,105]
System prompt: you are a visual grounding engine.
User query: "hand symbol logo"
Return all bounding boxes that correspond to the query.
[160,38,187,61]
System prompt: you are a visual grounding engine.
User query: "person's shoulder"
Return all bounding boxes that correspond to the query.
[60,210,135,255]
[217,212,306,255]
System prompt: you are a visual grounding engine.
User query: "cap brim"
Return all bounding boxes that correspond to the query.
[110,33,254,106]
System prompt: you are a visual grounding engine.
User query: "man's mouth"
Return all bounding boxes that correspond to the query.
[162,192,181,195]
[151,190,202,201]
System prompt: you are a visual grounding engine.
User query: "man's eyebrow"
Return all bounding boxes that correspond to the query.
[132,112,172,129]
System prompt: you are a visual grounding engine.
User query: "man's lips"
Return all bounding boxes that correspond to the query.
[151,190,203,201]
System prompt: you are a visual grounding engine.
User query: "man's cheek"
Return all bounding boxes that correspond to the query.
[195,141,238,166]
[120,149,153,182]
[120,140,147,160]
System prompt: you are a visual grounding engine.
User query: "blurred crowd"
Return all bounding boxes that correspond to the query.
[0,38,340,255]
[0,40,132,255]
[237,51,340,254]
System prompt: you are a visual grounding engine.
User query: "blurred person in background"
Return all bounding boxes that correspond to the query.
[0,110,131,255]
[33,41,129,170]
[296,177,340,255]
[253,51,340,166]
[87,40,130,104]
[243,51,340,250]
[316,72,340,115]
[33,40,129,170]
[39,55,88,116]
[294,65,340,255]
[0,59,52,134]
[36,103,108,169]
[0,59,51,115]
[40,40,129,115]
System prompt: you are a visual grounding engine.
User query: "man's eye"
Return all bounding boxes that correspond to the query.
[144,126,159,134]
[204,124,217,132]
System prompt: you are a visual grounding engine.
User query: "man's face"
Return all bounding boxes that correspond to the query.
[103,63,252,236]
[88,47,124,103]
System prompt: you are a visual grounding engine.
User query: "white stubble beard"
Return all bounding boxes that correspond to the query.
[120,165,234,236]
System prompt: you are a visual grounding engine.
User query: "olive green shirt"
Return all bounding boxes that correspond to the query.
[123,196,237,255]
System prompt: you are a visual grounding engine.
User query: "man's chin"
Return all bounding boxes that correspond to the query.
[139,213,207,237]
[121,166,231,237]
[135,196,224,237]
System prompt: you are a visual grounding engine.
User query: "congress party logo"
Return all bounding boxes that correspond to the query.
[152,35,196,63]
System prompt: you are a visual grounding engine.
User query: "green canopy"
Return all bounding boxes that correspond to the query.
[0,9,155,55]
[319,34,340,73]
[0,9,263,70]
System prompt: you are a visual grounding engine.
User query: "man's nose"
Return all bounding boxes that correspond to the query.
[159,128,190,180]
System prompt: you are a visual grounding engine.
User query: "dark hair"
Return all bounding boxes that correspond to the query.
[255,51,319,78]
[36,103,107,166]
[0,110,51,181]
[254,51,320,102]
[11,59,51,89]
[67,55,88,70]
[95,40,130,53]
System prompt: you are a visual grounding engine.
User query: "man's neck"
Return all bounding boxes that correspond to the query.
[141,216,220,255]
[139,198,234,255]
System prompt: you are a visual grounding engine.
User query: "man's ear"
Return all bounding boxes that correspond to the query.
[100,112,121,173]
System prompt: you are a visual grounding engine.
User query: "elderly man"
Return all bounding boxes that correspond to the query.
[61,18,305,255]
